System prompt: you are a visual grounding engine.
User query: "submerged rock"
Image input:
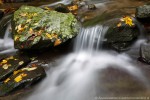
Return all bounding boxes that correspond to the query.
[104,16,140,52]
[139,43,150,64]
[12,6,79,50]
[0,55,31,81]
[0,64,46,96]
[136,5,150,22]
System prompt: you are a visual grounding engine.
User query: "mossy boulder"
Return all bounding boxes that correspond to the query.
[12,6,79,50]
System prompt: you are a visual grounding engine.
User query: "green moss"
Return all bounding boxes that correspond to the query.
[13,5,79,49]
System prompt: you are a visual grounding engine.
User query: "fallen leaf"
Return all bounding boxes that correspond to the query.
[2,64,11,70]
[13,70,22,75]
[14,73,27,82]
[1,60,7,64]
[46,33,52,39]
[120,16,134,26]
[22,67,37,71]
[4,78,10,83]
[19,61,24,65]
[117,23,122,27]
[54,39,62,46]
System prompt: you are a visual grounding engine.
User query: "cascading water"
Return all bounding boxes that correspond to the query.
[26,25,149,100]
[0,23,16,54]
[0,23,17,54]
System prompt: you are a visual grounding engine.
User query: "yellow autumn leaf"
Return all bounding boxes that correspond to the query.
[13,70,22,75]
[46,33,52,39]
[54,39,62,46]
[1,60,7,64]
[120,16,134,26]
[14,73,27,82]
[4,78,10,83]
[14,75,22,82]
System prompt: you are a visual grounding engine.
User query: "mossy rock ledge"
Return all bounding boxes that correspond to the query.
[12,5,79,50]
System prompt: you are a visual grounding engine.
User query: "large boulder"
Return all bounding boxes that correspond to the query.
[12,6,79,50]
[0,64,46,96]
[103,16,140,52]
[0,55,31,81]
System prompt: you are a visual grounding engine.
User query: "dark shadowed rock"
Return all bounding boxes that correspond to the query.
[0,55,31,81]
[12,6,79,50]
[136,5,150,23]
[103,16,140,52]
[54,3,70,13]
[0,64,46,96]
[139,43,150,64]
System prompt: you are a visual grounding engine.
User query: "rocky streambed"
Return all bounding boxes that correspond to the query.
[0,0,150,100]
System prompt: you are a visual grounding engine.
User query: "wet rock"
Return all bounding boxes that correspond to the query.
[0,55,31,81]
[88,4,96,10]
[54,3,70,13]
[12,6,79,50]
[0,64,46,96]
[104,16,140,52]
[136,5,150,23]
[139,43,150,64]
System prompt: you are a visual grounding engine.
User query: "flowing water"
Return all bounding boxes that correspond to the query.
[26,25,149,100]
[0,22,17,54]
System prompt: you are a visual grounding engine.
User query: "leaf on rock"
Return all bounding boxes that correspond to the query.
[19,61,24,65]
[120,16,134,26]
[54,39,62,46]
[22,67,37,71]
[14,73,27,82]
[4,78,10,83]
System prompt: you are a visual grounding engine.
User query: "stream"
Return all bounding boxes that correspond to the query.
[0,0,150,100]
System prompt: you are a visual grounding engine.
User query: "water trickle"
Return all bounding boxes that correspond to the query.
[0,23,17,54]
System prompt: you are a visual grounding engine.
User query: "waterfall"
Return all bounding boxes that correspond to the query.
[26,25,149,100]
